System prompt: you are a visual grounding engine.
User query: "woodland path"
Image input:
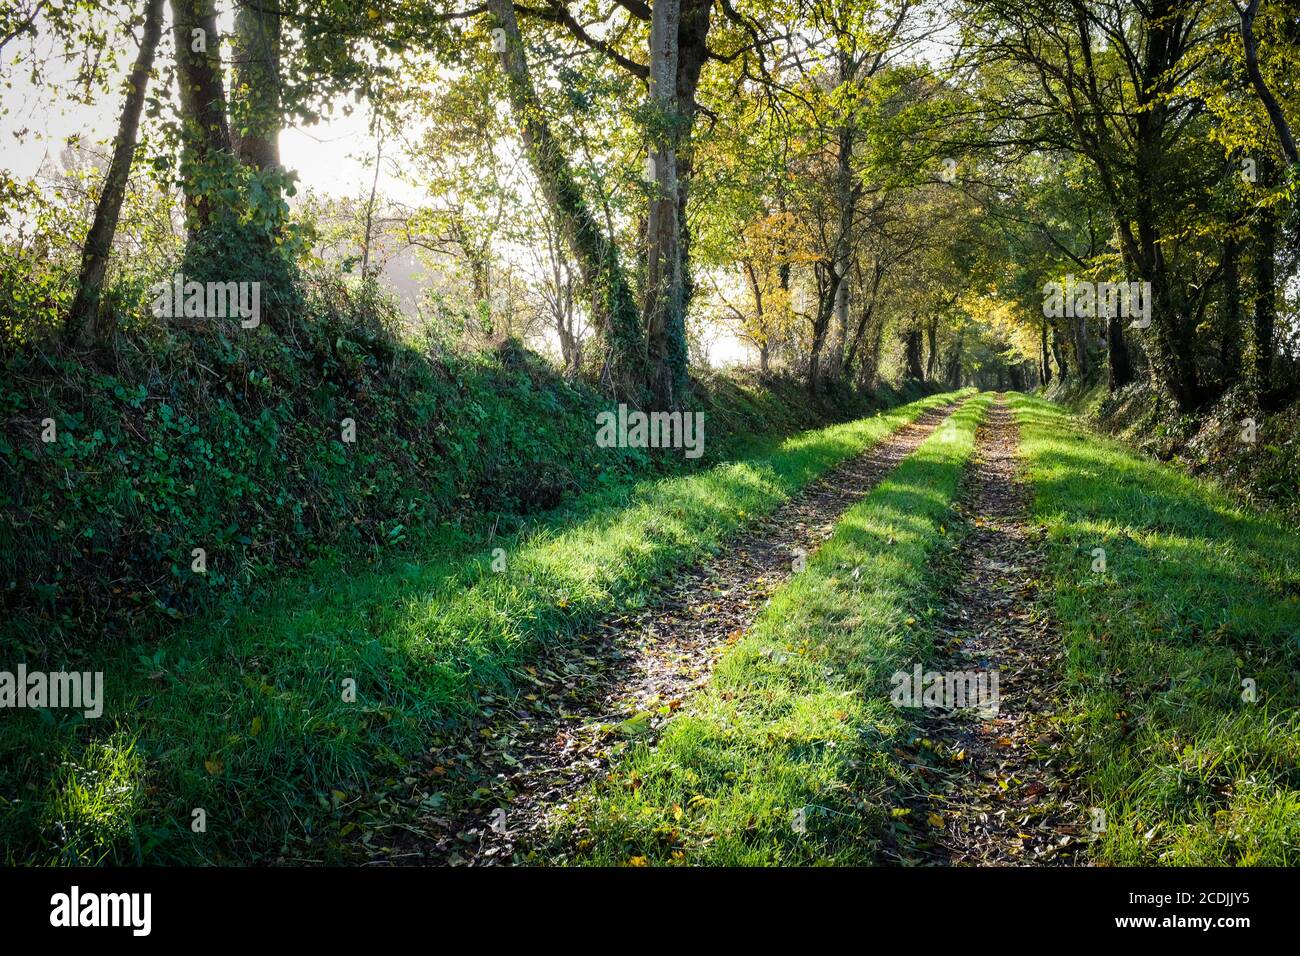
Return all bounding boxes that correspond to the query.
[369,400,966,865]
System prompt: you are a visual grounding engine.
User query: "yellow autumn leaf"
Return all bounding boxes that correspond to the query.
[251,716,263,736]
[927,812,945,828]
[204,757,223,776]
[627,856,648,867]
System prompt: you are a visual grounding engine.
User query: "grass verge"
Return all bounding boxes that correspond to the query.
[556,395,992,865]
[1,390,969,864]
[1010,393,1300,865]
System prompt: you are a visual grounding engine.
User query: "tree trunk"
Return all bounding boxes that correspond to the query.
[826,103,854,383]
[1100,232,1136,390]
[1073,315,1089,378]
[1253,157,1279,391]
[644,0,687,410]
[924,317,938,381]
[230,0,281,173]
[855,298,887,391]
[944,331,964,388]
[742,260,771,373]
[1040,320,1052,386]
[1220,233,1243,384]
[1051,324,1069,381]
[1132,0,1200,410]
[843,261,883,374]
[904,322,924,381]
[1237,0,1299,167]
[806,264,842,394]
[171,0,233,240]
[65,0,165,347]
[1106,313,1133,390]
[360,117,384,280]
[666,0,712,400]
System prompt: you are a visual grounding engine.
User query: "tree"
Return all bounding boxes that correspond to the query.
[644,0,689,408]
[1233,0,1298,167]
[230,0,283,173]
[485,0,647,402]
[65,0,165,348]
[170,0,234,240]
[961,0,1228,408]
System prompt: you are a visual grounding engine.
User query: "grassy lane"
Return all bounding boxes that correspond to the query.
[2,390,968,865]
[557,396,993,866]
[1010,394,1300,865]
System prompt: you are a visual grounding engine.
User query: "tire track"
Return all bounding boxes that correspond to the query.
[892,398,1085,866]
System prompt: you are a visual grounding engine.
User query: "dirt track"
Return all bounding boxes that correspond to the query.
[892,399,1086,866]
[368,400,965,865]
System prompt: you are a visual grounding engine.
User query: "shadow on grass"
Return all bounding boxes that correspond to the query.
[1010,393,1300,865]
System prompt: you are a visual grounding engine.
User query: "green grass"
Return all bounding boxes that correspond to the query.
[1010,393,1300,865]
[0,389,969,865]
[556,396,992,865]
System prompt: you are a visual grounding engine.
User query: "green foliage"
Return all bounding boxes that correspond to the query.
[1,275,628,646]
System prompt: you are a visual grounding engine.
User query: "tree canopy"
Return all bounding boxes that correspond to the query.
[1,0,1296,409]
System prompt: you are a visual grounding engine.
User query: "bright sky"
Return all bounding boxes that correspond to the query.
[2,0,434,201]
[1,32,402,200]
